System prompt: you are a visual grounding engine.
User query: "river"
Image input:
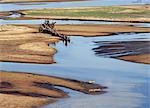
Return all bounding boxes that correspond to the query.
[0,0,150,108]
[0,0,150,12]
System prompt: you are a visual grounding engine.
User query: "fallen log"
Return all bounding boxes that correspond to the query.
[39,20,70,45]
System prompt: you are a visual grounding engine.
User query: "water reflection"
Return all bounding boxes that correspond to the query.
[62,38,71,46]
[49,38,70,47]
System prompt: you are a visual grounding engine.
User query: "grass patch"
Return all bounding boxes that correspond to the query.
[24,5,150,19]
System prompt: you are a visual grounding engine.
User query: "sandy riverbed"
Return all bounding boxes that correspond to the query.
[0,71,106,108]
[55,24,150,36]
[0,93,55,108]
[28,24,150,36]
[0,24,59,64]
[92,41,150,64]
[0,24,150,64]
[118,54,150,64]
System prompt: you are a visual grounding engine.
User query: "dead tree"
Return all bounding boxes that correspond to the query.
[39,20,70,44]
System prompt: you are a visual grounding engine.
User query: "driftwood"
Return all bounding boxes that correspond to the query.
[39,20,70,45]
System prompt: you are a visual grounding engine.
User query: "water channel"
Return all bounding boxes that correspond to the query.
[0,0,150,108]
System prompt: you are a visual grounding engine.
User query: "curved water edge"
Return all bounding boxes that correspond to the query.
[0,0,150,108]
[0,0,150,12]
[1,33,150,108]
[0,18,150,108]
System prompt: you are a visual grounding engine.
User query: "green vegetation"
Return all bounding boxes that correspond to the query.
[23,5,150,19]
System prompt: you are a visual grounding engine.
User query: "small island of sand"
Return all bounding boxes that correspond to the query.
[0,24,150,64]
[0,71,107,108]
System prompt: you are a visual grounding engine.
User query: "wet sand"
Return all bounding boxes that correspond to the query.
[92,41,150,64]
[0,71,106,108]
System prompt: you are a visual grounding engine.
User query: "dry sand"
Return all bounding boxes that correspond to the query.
[29,24,150,36]
[0,94,55,108]
[0,24,59,64]
[0,24,149,64]
[0,71,106,108]
[55,24,150,36]
[119,54,150,64]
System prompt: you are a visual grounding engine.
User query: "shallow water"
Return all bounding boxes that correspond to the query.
[0,0,150,12]
[1,19,150,28]
[0,0,150,108]
[0,19,121,24]
[1,33,150,108]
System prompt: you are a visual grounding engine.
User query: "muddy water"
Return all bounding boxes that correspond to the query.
[1,33,150,108]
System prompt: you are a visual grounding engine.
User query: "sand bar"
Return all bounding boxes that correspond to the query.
[92,41,150,64]
[21,5,150,23]
[118,54,150,64]
[0,71,107,108]
[0,24,59,64]
[0,24,149,64]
